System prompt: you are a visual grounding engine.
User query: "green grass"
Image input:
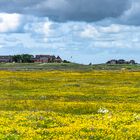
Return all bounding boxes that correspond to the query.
[0,63,91,71]
[1,62,140,71]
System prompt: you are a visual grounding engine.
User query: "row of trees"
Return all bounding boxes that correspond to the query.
[12,54,34,63]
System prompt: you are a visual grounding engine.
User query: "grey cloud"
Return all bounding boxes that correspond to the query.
[120,0,140,25]
[0,0,131,22]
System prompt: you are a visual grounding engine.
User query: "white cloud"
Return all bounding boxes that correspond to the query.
[80,25,99,38]
[100,24,122,33]
[43,20,53,36]
[24,17,53,35]
[23,17,54,43]
[0,13,21,33]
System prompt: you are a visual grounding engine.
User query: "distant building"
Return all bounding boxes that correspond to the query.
[34,55,62,63]
[106,59,136,65]
[34,55,51,63]
[129,60,136,65]
[117,59,125,64]
[0,54,63,63]
[55,56,62,63]
[106,59,117,65]
[0,56,13,63]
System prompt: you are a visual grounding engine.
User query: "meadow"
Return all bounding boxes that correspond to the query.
[0,65,140,139]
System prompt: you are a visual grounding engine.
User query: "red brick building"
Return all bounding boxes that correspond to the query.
[34,55,62,63]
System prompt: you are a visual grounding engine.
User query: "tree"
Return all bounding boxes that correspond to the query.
[89,62,92,65]
[63,60,70,63]
[12,55,22,63]
[21,54,34,63]
[12,54,34,63]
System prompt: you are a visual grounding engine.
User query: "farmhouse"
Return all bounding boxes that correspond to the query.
[106,59,136,65]
[34,55,62,63]
[55,56,62,63]
[34,55,53,63]
[106,59,117,65]
[0,56,13,63]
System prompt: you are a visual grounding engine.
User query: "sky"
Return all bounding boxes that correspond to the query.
[0,0,140,64]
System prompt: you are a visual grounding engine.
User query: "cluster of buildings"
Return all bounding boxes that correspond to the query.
[0,55,62,63]
[33,55,62,63]
[106,59,136,65]
[0,56,13,63]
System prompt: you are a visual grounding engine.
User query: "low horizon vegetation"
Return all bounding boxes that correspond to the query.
[0,62,140,71]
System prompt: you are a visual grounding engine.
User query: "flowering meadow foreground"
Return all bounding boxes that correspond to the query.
[0,70,140,139]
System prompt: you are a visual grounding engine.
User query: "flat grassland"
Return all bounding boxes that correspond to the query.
[0,64,140,139]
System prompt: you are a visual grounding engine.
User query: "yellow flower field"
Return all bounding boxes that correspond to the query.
[0,70,140,139]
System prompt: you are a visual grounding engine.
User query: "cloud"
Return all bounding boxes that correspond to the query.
[0,13,21,33]
[0,0,130,22]
[79,24,124,39]
[36,0,68,11]
[43,20,53,38]
[120,0,140,25]
[1,0,140,25]
[80,25,99,38]
[100,24,122,33]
